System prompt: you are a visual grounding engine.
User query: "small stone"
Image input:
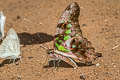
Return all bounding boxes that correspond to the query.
[104,19,108,22]
[96,63,100,67]
[16,15,21,20]
[39,22,43,25]
[82,24,87,27]
[17,75,22,80]
[23,18,29,21]
[28,56,33,59]
[113,65,116,68]
[80,6,84,9]
[80,74,86,80]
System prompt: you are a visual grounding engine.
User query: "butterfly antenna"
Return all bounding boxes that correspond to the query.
[20,50,24,62]
[39,43,49,50]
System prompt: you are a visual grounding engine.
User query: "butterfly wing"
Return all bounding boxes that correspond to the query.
[0,28,20,59]
[54,2,82,58]
[54,2,100,62]
[56,2,82,36]
[0,11,6,39]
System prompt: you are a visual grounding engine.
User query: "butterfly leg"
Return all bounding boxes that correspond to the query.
[57,59,61,67]
[53,60,56,68]
[48,58,51,66]
[68,57,78,69]
[63,57,78,69]
[9,59,12,63]
[48,58,57,68]
[19,56,22,63]
[12,59,16,64]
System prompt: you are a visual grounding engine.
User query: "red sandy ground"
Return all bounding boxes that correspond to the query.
[0,0,120,80]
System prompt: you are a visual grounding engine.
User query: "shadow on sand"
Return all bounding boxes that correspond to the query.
[18,32,54,45]
[43,60,95,68]
[0,59,20,67]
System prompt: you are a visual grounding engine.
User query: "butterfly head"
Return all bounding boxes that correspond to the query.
[47,49,57,58]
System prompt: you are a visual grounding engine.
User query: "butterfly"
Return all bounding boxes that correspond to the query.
[46,2,102,69]
[0,28,21,62]
[0,11,6,40]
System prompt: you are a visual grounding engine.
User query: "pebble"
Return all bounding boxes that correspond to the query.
[96,63,100,67]
[39,22,43,25]
[28,56,33,59]
[82,24,87,27]
[104,19,108,22]
[80,74,86,80]
[17,75,22,80]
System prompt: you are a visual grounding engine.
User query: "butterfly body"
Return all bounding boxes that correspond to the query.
[47,2,102,68]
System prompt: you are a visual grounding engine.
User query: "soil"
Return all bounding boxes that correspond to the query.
[0,0,120,80]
